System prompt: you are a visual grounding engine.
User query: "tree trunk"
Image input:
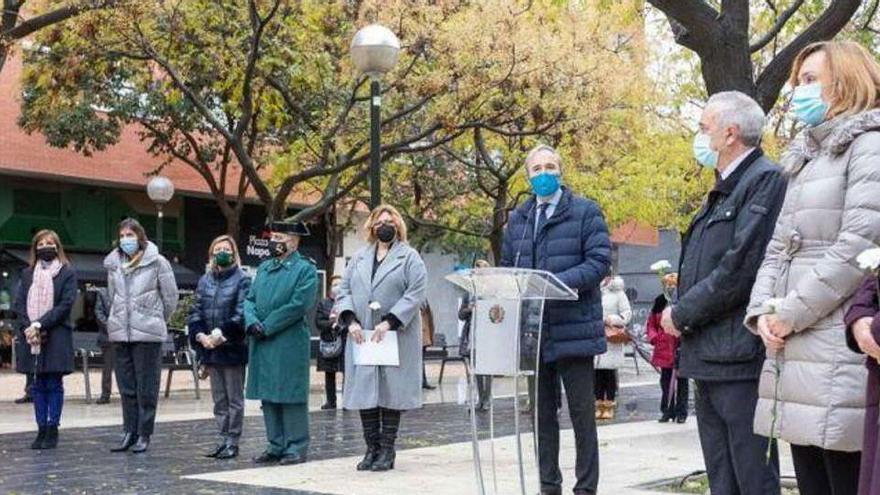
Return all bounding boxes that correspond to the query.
[488,180,509,266]
[225,209,241,239]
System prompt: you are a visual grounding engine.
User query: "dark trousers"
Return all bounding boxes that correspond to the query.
[325,372,337,406]
[33,373,64,427]
[594,369,617,401]
[24,372,34,397]
[208,364,246,447]
[791,444,860,495]
[660,368,689,419]
[695,380,780,495]
[114,342,162,437]
[100,343,115,399]
[538,357,599,493]
[476,375,492,406]
[262,401,309,457]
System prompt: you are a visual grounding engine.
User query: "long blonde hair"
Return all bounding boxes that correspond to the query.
[363,204,408,244]
[29,230,70,268]
[207,235,241,271]
[790,41,880,120]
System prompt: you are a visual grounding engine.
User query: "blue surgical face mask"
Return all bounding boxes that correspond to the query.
[119,238,139,256]
[791,83,829,127]
[529,172,561,197]
[692,132,718,169]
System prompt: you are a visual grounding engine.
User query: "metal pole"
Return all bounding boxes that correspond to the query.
[156,204,164,253]
[370,78,382,209]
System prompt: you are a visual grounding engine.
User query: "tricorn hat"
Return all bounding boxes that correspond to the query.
[268,220,311,237]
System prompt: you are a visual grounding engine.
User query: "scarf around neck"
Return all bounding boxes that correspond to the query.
[27,259,63,323]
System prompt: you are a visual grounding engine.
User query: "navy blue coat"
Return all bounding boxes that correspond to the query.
[13,265,77,375]
[500,187,612,362]
[188,267,251,366]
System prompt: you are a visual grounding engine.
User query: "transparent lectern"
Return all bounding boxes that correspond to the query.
[446,267,577,495]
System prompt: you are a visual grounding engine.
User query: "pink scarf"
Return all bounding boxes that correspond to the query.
[27,260,63,323]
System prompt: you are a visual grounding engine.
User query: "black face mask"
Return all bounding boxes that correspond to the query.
[269,240,288,257]
[376,224,397,243]
[36,247,58,262]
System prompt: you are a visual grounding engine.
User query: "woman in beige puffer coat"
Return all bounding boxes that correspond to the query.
[745,41,880,495]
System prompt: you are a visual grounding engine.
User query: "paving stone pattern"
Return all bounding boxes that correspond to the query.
[0,384,672,494]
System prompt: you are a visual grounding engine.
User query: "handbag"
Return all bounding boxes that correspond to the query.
[319,329,344,359]
[605,325,631,344]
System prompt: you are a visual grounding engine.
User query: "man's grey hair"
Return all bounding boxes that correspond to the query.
[706,91,766,147]
[524,144,562,168]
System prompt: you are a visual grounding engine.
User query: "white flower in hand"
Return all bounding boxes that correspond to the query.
[857,248,880,272]
[762,298,785,314]
[650,260,672,273]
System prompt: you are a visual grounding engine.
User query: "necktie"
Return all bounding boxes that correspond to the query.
[535,203,549,239]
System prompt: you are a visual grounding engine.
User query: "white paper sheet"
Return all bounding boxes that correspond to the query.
[352,330,400,367]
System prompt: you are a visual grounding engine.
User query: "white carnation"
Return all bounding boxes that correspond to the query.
[368,301,382,311]
[650,260,672,272]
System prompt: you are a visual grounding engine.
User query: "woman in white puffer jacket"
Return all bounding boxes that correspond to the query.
[595,276,631,420]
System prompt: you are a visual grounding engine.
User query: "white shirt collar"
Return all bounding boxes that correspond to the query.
[537,187,563,206]
[719,147,756,181]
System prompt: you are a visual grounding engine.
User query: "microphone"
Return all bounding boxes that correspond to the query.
[513,201,536,268]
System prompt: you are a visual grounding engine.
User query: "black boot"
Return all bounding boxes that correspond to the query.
[131,435,150,454]
[42,426,59,449]
[371,432,396,472]
[357,443,380,471]
[110,433,138,453]
[31,427,46,450]
[356,420,381,471]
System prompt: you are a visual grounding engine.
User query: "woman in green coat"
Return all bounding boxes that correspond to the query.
[244,221,317,466]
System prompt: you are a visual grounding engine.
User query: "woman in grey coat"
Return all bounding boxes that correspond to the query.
[745,41,880,495]
[104,218,179,454]
[337,204,427,472]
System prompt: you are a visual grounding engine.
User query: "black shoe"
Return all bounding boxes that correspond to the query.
[31,427,46,450]
[42,426,59,450]
[658,413,674,423]
[357,444,381,471]
[204,444,226,458]
[131,436,150,454]
[215,445,239,460]
[321,403,337,410]
[253,452,281,464]
[370,446,396,471]
[422,382,436,390]
[279,453,308,466]
[15,395,33,404]
[110,433,138,453]
[540,486,562,495]
[676,416,688,424]
[95,397,110,405]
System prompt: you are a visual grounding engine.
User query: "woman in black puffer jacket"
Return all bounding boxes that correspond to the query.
[188,235,251,460]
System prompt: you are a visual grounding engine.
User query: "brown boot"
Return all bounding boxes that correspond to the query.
[594,400,605,420]
[603,401,617,420]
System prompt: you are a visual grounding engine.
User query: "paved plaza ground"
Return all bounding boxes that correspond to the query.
[0,359,795,494]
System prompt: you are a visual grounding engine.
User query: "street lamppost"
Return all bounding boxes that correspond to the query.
[350,24,400,209]
[146,176,175,252]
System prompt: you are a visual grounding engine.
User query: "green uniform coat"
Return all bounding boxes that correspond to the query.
[244,251,318,404]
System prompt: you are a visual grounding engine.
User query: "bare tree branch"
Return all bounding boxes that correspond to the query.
[750,0,805,53]
[755,0,861,111]
[647,0,721,53]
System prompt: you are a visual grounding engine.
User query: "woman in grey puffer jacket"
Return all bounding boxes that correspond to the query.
[104,218,179,454]
[745,41,880,495]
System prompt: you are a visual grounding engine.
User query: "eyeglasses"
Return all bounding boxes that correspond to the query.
[373,221,394,228]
